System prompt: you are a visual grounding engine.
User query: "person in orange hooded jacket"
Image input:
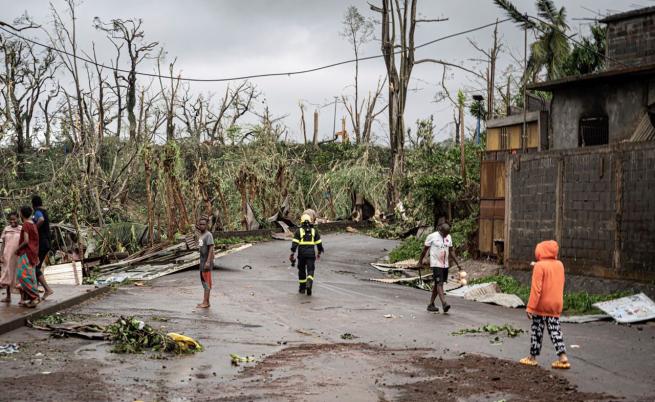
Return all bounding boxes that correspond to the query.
[519,240,571,369]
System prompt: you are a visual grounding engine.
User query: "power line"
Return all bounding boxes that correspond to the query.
[0,18,510,83]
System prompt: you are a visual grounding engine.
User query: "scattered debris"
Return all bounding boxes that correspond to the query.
[106,316,203,354]
[230,353,256,366]
[340,333,357,340]
[452,324,524,338]
[0,343,19,354]
[560,314,611,324]
[447,282,524,308]
[28,321,106,340]
[593,293,655,324]
[31,313,66,326]
[167,332,203,353]
[94,243,251,284]
[345,226,359,233]
[43,261,83,285]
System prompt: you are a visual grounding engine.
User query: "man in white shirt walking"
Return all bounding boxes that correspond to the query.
[418,223,461,313]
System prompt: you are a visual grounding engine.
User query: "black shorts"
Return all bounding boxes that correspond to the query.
[432,267,449,284]
[35,248,49,277]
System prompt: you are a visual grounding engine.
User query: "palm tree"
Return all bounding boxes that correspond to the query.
[494,0,570,82]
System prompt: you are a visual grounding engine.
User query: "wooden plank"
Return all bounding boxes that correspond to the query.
[493,200,505,219]
[509,125,522,150]
[479,219,493,253]
[480,162,493,198]
[486,128,501,151]
[495,162,506,198]
[480,200,495,219]
[527,121,540,148]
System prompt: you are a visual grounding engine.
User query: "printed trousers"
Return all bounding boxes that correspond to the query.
[530,315,566,357]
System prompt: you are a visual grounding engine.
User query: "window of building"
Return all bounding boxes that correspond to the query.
[579,116,609,147]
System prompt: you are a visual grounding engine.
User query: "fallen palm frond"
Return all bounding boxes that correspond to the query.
[451,323,524,338]
[106,316,203,354]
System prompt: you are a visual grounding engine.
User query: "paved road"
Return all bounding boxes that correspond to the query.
[0,233,653,401]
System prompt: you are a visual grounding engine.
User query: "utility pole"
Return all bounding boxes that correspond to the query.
[332,96,338,138]
[522,13,528,151]
[473,94,484,145]
[459,101,466,185]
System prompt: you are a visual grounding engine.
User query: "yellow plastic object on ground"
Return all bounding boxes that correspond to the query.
[167,332,203,352]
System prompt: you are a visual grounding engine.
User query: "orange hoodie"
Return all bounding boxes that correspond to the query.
[526,240,565,317]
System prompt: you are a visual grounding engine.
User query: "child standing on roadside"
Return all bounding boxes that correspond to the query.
[520,240,570,369]
[196,217,214,309]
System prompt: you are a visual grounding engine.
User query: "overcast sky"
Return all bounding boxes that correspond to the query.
[1,0,641,143]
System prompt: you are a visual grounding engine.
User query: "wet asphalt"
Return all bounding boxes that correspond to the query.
[1,233,654,401]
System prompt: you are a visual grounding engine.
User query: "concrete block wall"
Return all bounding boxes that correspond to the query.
[621,148,655,275]
[506,142,655,282]
[560,153,615,265]
[607,13,655,69]
[508,157,557,262]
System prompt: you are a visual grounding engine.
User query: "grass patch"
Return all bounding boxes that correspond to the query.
[388,236,425,263]
[214,235,270,246]
[31,313,67,326]
[470,274,632,315]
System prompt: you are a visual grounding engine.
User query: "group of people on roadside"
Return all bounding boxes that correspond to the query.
[0,195,53,308]
[420,222,570,370]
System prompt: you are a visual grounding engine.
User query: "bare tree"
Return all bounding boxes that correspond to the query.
[467,20,502,119]
[370,0,445,209]
[157,51,182,142]
[299,101,308,145]
[206,81,258,144]
[0,33,57,155]
[361,76,388,144]
[94,18,158,141]
[341,6,373,144]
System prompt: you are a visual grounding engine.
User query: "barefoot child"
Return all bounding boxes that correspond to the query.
[197,218,214,308]
[520,240,570,369]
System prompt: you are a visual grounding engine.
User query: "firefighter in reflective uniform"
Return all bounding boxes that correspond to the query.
[289,214,324,296]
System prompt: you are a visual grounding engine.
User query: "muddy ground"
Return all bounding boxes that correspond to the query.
[0,233,652,401]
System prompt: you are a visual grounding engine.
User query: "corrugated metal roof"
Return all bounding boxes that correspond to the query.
[630,113,655,142]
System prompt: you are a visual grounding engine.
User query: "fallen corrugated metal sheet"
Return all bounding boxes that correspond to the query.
[593,293,655,323]
[560,314,611,324]
[629,113,655,142]
[44,262,83,285]
[95,243,252,284]
[447,282,524,308]
[471,293,524,308]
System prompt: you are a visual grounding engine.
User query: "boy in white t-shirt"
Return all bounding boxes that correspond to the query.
[418,223,461,313]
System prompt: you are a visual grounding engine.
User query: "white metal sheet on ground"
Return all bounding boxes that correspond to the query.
[560,314,611,324]
[473,293,524,308]
[447,283,497,298]
[44,262,82,285]
[593,293,655,323]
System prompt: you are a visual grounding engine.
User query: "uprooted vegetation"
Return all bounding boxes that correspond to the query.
[106,316,203,354]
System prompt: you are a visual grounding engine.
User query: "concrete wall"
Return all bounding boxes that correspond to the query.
[607,12,655,69]
[506,142,655,282]
[549,79,649,149]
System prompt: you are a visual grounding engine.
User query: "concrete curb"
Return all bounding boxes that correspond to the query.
[0,285,112,336]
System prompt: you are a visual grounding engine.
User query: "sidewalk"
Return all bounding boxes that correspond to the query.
[0,285,110,335]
